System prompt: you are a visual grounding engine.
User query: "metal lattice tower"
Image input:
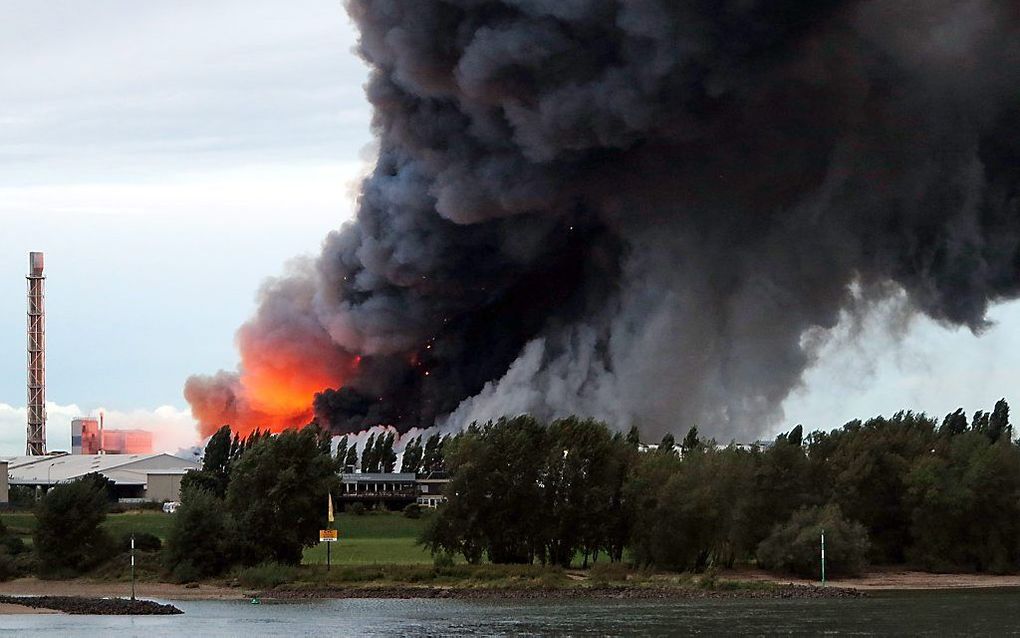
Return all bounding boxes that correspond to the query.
[26,252,46,456]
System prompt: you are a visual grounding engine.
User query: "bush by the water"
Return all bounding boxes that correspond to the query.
[757,505,870,578]
[235,562,300,589]
[0,519,31,582]
[34,474,115,578]
[163,487,232,582]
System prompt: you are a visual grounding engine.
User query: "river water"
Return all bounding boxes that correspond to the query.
[3,590,1019,636]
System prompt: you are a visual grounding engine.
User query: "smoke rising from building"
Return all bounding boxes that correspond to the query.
[186,0,1020,440]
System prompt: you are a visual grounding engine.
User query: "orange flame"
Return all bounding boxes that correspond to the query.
[185,323,358,438]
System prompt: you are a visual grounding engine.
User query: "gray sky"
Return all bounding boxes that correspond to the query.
[1,1,1017,453]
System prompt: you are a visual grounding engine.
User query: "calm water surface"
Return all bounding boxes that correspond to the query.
[3,590,1020,636]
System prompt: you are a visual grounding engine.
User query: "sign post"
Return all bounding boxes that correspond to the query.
[820,529,826,587]
[319,529,338,570]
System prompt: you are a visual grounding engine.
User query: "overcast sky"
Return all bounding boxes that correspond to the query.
[1,1,1017,454]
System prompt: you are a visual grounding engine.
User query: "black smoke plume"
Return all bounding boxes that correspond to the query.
[186,0,1020,440]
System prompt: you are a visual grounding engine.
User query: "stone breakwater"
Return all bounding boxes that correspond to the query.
[0,595,183,615]
[265,584,863,601]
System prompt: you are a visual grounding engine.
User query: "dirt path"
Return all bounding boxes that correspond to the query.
[723,568,1020,590]
[0,578,245,601]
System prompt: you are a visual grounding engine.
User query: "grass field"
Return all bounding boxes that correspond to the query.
[2,509,430,565]
[302,512,431,565]
[1,510,173,545]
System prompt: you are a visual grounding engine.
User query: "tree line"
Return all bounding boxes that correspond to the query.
[166,425,338,580]
[9,398,1015,582]
[425,400,1020,576]
[334,431,447,474]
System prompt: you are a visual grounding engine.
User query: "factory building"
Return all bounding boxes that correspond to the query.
[71,416,153,455]
[2,453,198,503]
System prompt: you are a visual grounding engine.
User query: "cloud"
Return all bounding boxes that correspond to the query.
[0,402,199,456]
[0,0,370,186]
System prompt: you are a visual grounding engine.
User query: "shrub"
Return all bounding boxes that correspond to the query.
[433,552,455,569]
[588,561,630,585]
[756,504,870,579]
[8,486,37,509]
[164,487,232,582]
[0,551,34,582]
[120,532,162,552]
[236,562,299,589]
[349,502,367,516]
[403,503,423,519]
[34,474,115,577]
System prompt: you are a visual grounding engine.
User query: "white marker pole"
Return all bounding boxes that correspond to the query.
[820,529,826,587]
[131,534,136,601]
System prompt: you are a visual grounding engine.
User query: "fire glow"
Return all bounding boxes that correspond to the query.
[184,321,359,438]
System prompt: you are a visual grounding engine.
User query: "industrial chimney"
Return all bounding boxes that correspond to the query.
[26,252,46,456]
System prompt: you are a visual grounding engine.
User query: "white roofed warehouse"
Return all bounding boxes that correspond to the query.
[2,453,199,503]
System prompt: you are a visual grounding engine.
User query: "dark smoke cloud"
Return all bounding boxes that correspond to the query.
[187,0,1020,440]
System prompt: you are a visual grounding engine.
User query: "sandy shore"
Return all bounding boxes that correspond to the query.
[724,568,1020,591]
[0,602,60,615]
[0,578,245,602]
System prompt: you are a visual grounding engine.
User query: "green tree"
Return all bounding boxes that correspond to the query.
[658,432,676,455]
[989,399,1011,443]
[380,432,397,473]
[34,474,114,577]
[681,426,701,456]
[972,411,990,434]
[786,424,804,447]
[625,425,641,448]
[756,504,870,578]
[422,433,443,473]
[422,416,548,564]
[182,424,234,497]
[361,433,376,472]
[400,436,423,473]
[164,487,232,581]
[335,435,349,468]
[543,417,625,566]
[940,408,969,436]
[344,442,359,472]
[226,425,340,565]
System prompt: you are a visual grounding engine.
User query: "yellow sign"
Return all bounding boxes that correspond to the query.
[319,529,338,542]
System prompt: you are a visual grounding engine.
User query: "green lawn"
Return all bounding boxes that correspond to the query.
[3,509,431,565]
[302,512,432,565]
[1,510,173,544]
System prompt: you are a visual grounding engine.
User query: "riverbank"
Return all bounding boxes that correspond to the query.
[4,566,1020,610]
[726,567,1020,591]
[265,583,861,600]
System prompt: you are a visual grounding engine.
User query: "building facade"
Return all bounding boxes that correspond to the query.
[338,472,449,510]
[71,417,153,455]
[3,453,198,502]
